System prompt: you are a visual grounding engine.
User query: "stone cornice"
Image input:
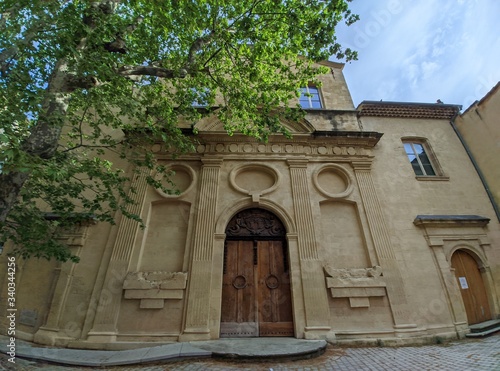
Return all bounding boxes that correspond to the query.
[195,141,374,157]
[151,131,382,158]
[413,215,490,228]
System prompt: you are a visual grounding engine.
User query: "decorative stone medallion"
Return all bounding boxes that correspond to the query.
[313,164,354,199]
[229,164,281,197]
[154,164,196,198]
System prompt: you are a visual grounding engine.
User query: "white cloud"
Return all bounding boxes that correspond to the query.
[421,61,440,80]
[335,0,500,108]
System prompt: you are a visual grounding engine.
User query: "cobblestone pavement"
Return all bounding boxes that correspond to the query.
[2,334,499,371]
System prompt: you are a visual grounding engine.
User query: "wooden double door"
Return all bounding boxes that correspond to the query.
[451,250,491,325]
[220,239,294,337]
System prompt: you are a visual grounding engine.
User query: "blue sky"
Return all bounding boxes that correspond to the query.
[334,0,500,110]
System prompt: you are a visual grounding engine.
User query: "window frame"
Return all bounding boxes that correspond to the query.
[190,87,210,107]
[299,85,324,109]
[401,138,448,181]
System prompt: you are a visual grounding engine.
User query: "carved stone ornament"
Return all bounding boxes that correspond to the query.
[123,271,188,309]
[225,208,286,237]
[323,265,386,308]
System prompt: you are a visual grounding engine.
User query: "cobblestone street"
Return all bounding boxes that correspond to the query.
[2,334,499,371]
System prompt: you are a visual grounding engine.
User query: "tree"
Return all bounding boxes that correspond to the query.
[0,0,357,262]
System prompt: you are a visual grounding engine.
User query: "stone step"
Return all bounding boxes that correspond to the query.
[466,319,500,338]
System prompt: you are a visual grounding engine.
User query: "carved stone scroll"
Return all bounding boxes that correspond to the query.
[225,208,286,238]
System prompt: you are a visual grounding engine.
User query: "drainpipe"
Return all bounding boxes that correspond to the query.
[449,113,500,222]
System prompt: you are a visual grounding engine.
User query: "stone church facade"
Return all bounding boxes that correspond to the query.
[1,61,499,348]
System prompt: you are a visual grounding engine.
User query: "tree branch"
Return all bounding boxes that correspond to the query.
[63,74,100,92]
[0,23,47,76]
[117,65,187,78]
[60,141,124,153]
[184,32,216,71]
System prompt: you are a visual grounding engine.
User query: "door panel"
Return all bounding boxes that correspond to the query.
[451,250,491,325]
[257,241,293,336]
[220,240,257,337]
[221,239,293,337]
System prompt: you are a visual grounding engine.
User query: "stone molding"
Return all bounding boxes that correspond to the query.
[413,215,490,229]
[229,163,281,203]
[33,221,95,345]
[123,272,188,309]
[150,131,381,159]
[287,159,332,338]
[55,222,93,247]
[324,266,386,308]
[353,167,416,329]
[195,142,373,157]
[413,216,497,335]
[152,164,197,199]
[413,214,492,264]
[180,157,223,340]
[193,114,316,134]
[312,163,355,199]
[86,168,150,341]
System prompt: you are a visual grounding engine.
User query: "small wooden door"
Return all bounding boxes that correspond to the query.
[451,250,491,325]
[220,240,293,337]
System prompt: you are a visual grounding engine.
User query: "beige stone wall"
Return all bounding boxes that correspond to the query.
[361,115,500,331]
[454,83,500,211]
[316,63,355,110]
[0,255,57,336]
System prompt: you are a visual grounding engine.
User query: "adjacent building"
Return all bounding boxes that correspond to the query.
[454,82,500,220]
[1,62,499,348]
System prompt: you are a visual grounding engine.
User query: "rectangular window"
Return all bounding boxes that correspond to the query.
[299,86,323,108]
[403,142,436,176]
[191,88,209,107]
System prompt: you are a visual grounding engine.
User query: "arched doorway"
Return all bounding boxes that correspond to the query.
[220,208,294,337]
[451,249,492,325]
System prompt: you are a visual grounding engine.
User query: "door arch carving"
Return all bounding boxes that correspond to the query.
[225,208,286,238]
[220,208,293,337]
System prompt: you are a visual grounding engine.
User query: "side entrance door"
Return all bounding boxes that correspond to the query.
[451,249,492,325]
[220,239,294,337]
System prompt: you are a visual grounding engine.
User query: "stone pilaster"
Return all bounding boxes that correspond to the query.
[179,158,222,341]
[86,168,150,342]
[428,241,469,336]
[352,161,417,332]
[287,159,332,339]
[34,224,92,346]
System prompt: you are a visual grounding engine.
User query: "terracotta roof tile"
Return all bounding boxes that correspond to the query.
[357,101,461,120]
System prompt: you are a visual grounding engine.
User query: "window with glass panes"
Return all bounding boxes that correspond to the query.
[403,142,436,176]
[299,86,322,108]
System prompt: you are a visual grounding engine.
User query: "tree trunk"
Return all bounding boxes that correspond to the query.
[0,2,119,225]
[0,171,30,223]
[0,60,72,224]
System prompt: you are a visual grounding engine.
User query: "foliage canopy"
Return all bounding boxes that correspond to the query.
[0,0,357,262]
